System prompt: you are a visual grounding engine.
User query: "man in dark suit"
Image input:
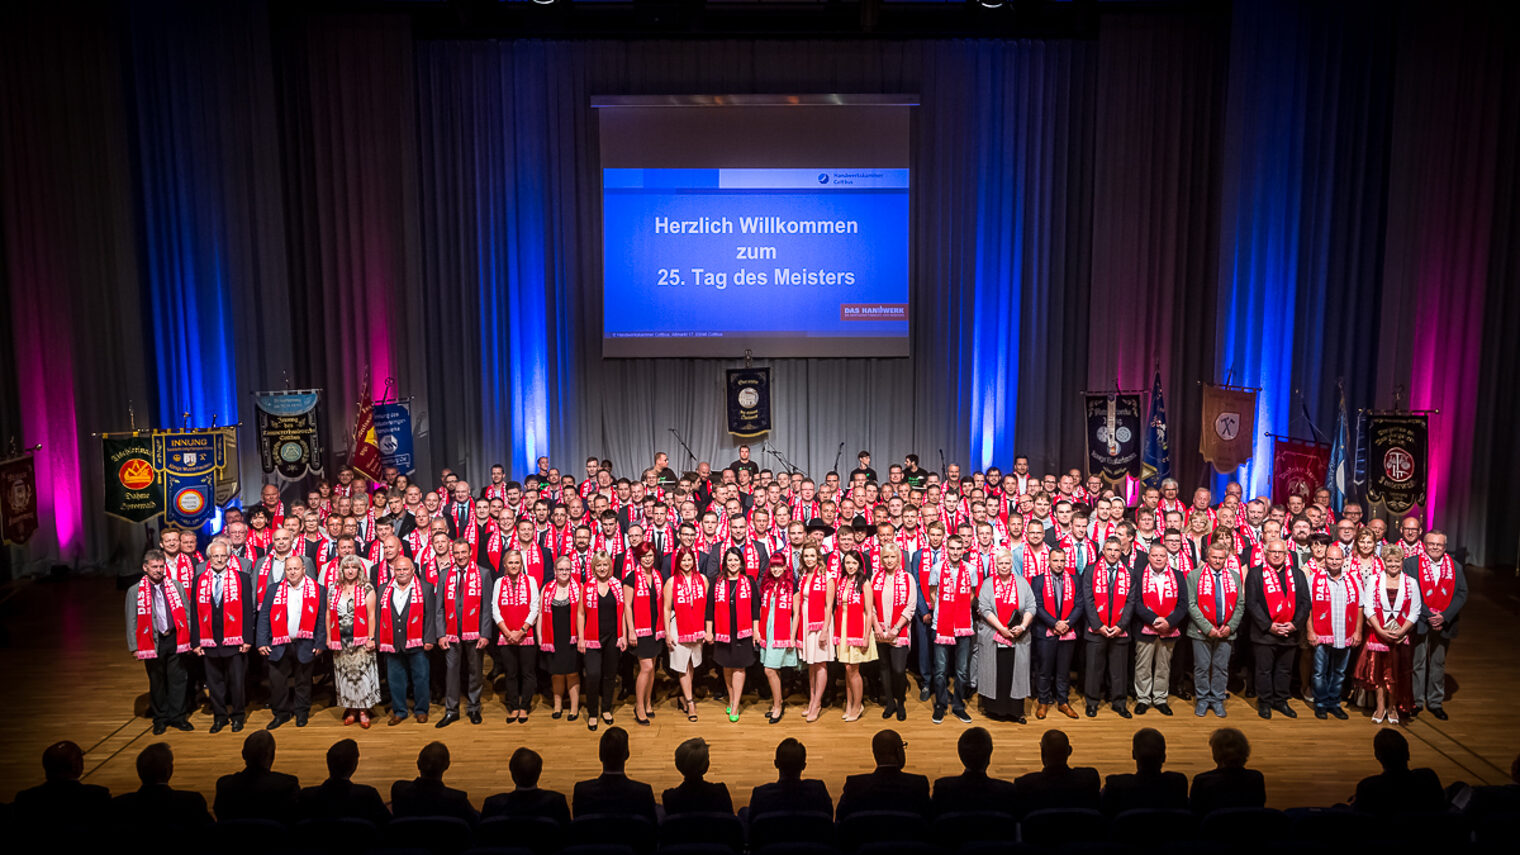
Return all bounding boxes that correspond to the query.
[1244,539,1309,719]
[1189,727,1266,815]
[749,738,833,819]
[1404,530,1467,721]
[13,741,110,831]
[213,731,300,821]
[699,514,769,581]
[836,729,931,820]
[378,557,437,725]
[255,556,327,729]
[193,537,256,733]
[110,742,212,830]
[1352,729,1445,815]
[298,739,390,825]
[1099,727,1188,816]
[1012,729,1100,816]
[572,726,658,822]
[662,737,733,815]
[483,747,570,824]
[931,727,1018,817]
[392,741,479,825]
[1081,538,1138,718]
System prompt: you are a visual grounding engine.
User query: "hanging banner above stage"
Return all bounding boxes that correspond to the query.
[1272,437,1330,505]
[254,389,324,480]
[104,434,163,523]
[0,453,38,545]
[1085,394,1142,488]
[1366,414,1428,515]
[153,429,226,529]
[1141,370,1172,488]
[726,367,772,437]
[1200,384,1258,474]
[374,401,414,476]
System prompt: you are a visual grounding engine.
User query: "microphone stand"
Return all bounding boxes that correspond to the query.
[767,441,800,476]
[833,441,845,474]
[668,427,698,468]
[939,448,947,479]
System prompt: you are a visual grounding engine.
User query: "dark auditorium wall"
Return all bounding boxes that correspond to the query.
[1,0,1516,574]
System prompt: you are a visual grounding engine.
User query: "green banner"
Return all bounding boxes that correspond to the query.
[103,434,163,523]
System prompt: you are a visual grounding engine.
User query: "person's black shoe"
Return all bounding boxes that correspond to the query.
[881,703,896,720]
[1085,703,1099,718]
[210,717,228,734]
[1244,689,1257,699]
[1315,709,1328,719]
[230,718,245,732]
[1013,714,1027,724]
[1329,706,1349,720]
[1112,703,1132,719]
[932,708,945,724]
[435,712,460,729]
[1177,689,1193,701]
[954,709,973,724]
[919,686,932,702]
[1156,704,1174,716]
[896,706,907,722]
[170,720,193,732]
[1273,702,1297,719]
[152,722,168,735]
[295,714,309,728]
[468,711,482,725]
[267,715,290,730]
[1257,704,1271,720]
[1411,706,1422,719]
[1431,707,1448,721]
[1134,702,1150,715]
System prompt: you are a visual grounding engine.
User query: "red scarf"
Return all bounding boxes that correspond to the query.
[538,580,581,652]
[326,584,371,650]
[495,572,537,645]
[1372,574,1418,641]
[166,554,195,591]
[834,577,868,647]
[1140,568,1180,637]
[671,572,708,643]
[270,577,320,646]
[1167,548,1195,579]
[1260,563,1298,623]
[377,581,426,652]
[1092,563,1132,632]
[728,540,762,576]
[1022,543,1051,579]
[714,575,755,642]
[1349,553,1385,583]
[248,525,274,552]
[1417,553,1455,613]
[915,548,940,604]
[1195,565,1239,627]
[1038,571,1077,639]
[548,523,575,558]
[761,580,796,647]
[134,579,191,659]
[629,568,664,639]
[442,563,484,642]
[582,579,626,649]
[992,574,1022,646]
[194,568,244,646]
[256,555,299,606]
[448,499,475,535]
[465,520,504,571]
[932,561,975,643]
[802,568,830,632]
[872,570,911,646]
[1309,570,1360,640]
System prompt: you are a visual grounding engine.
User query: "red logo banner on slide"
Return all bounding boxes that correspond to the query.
[1272,438,1330,505]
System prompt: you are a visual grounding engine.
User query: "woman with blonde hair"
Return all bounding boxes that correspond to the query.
[329,554,381,728]
[796,544,835,722]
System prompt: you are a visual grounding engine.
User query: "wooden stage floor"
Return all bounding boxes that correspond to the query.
[2,569,1517,811]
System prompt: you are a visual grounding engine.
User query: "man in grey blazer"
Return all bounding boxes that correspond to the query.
[1403,530,1467,721]
[1187,541,1246,717]
[126,549,194,734]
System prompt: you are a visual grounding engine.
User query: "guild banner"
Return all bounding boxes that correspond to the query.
[153,429,226,529]
[349,371,383,482]
[214,426,240,508]
[1141,370,1172,488]
[103,434,163,523]
[1366,414,1428,515]
[1272,437,1330,505]
[0,453,38,545]
[726,368,772,437]
[1085,394,1142,487]
[374,401,414,476]
[1200,384,1258,474]
[254,390,323,480]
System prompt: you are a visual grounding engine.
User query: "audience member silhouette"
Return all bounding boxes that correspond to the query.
[1189,727,1266,815]
[1012,729,1101,816]
[931,726,1019,817]
[13,740,110,830]
[483,747,571,825]
[391,741,479,825]
[661,737,733,815]
[748,737,833,819]
[836,728,931,819]
[297,738,389,826]
[1352,729,1444,815]
[110,742,212,830]
[572,726,658,823]
[1100,727,1189,815]
[214,730,300,821]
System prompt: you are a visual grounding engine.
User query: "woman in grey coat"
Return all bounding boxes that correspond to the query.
[974,547,1037,723]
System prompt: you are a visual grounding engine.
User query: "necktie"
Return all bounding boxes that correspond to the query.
[213,572,223,603]
[1214,570,1225,622]
[654,531,663,552]
[1051,575,1062,611]
[153,584,170,635]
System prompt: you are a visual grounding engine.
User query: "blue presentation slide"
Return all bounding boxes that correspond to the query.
[602,168,909,348]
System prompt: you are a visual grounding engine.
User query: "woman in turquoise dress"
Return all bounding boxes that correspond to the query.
[758,554,800,723]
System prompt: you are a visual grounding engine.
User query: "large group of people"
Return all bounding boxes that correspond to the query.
[126,447,1468,733]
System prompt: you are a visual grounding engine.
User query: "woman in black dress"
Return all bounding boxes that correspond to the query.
[578,551,626,731]
[707,547,761,723]
[622,543,665,726]
[540,556,582,721]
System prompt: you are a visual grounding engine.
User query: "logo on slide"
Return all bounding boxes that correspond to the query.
[817,173,829,184]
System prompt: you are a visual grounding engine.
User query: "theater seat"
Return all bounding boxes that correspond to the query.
[476,816,563,854]
[1110,809,1198,842]
[1019,809,1107,846]
[750,811,836,850]
[387,817,475,855]
[1287,810,1374,846]
[570,814,657,855]
[932,811,1017,849]
[298,818,382,855]
[837,810,929,852]
[660,812,744,852]
[1198,808,1289,846]
[211,819,296,855]
[754,845,842,855]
